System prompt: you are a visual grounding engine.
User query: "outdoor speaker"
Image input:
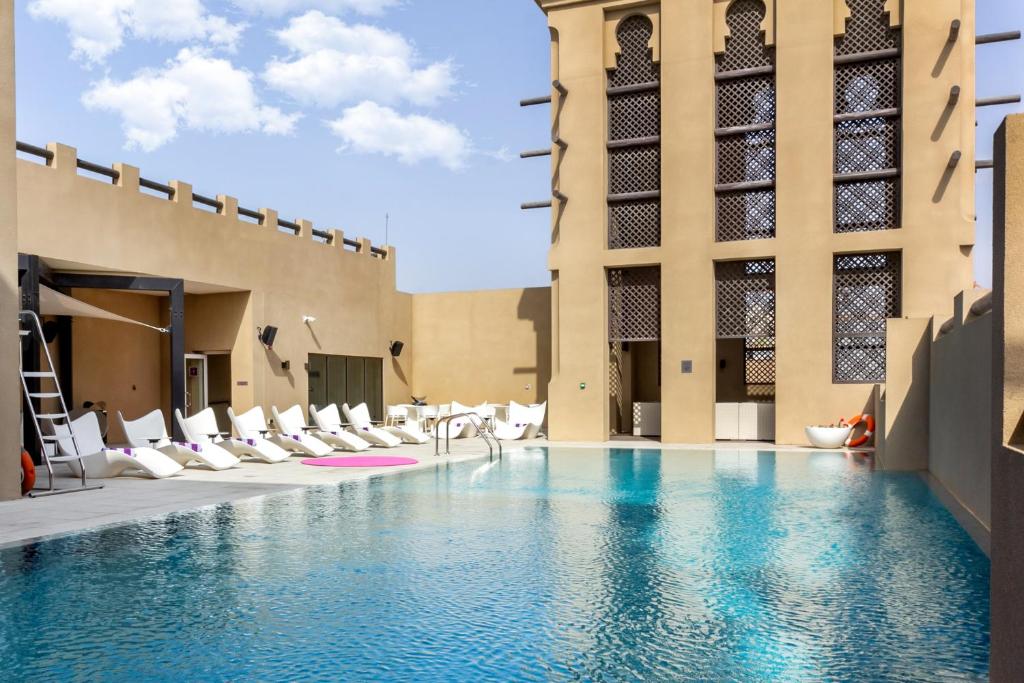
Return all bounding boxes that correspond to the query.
[389,340,404,357]
[259,326,278,349]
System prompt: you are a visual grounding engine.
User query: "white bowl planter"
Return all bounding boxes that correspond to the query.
[805,426,853,449]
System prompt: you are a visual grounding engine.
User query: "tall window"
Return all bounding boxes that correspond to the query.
[715,0,775,242]
[834,0,901,233]
[833,252,901,383]
[607,15,661,249]
[715,259,776,393]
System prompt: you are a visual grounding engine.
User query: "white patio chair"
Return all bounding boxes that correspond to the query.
[271,405,335,457]
[177,407,290,464]
[49,412,183,479]
[308,404,372,452]
[342,403,402,448]
[118,409,239,471]
[381,405,430,444]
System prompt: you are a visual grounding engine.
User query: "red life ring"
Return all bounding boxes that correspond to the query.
[845,415,875,448]
[20,451,36,496]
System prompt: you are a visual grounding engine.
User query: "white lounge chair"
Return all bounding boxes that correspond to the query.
[382,405,431,444]
[117,409,240,471]
[177,407,291,464]
[342,403,402,448]
[508,400,547,439]
[49,412,183,479]
[228,405,315,457]
[308,404,373,451]
[271,405,336,457]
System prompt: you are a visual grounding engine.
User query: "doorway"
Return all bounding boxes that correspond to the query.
[184,354,207,418]
[308,354,384,421]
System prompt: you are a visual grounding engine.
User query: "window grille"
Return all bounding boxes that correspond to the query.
[608,15,660,249]
[608,267,660,342]
[834,0,901,233]
[715,0,776,242]
[833,252,901,383]
[716,259,775,389]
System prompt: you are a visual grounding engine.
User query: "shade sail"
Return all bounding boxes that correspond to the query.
[39,285,169,334]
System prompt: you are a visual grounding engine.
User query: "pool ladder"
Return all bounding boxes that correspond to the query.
[434,412,502,459]
[19,310,103,496]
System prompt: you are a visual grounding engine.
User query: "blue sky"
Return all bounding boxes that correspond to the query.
[12,1,1023,292]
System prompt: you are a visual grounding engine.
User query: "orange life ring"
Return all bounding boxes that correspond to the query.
[845,414,875,448]
[20,451,35,496]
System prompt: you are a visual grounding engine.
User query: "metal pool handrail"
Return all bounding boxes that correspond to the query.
[434,412,502,459]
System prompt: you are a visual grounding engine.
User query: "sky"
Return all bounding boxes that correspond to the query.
[11,1,1024,292]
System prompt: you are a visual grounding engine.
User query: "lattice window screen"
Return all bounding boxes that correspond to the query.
[608,15,660,249]
[834,0,901,234]
[833,252,901,383]
[715,0,776,242]
[716,260,776,388]
[608,267,661,342]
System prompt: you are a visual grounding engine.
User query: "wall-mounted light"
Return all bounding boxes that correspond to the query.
[302,315,317,325]
[257,325,278,349]
[389,340,405,357]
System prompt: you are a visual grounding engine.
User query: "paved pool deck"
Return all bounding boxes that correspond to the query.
[0,438,868,549]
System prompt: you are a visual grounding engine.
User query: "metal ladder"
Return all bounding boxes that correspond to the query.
[434,412,503,459]
[19,310,102,496]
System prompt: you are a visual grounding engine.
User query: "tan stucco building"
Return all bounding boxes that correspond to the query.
[532,0,976,444]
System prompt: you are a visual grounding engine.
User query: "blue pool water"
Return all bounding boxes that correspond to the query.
[0,448,989,681]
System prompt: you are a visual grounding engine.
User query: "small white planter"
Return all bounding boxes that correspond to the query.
[805,426,853,449]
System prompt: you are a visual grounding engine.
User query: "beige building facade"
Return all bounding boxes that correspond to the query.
[1,0,20,500]
[534,0,976,445]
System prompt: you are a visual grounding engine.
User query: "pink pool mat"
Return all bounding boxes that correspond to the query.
[301,456,419,468]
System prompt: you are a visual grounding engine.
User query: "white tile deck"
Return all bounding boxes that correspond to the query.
[0,438,859,548]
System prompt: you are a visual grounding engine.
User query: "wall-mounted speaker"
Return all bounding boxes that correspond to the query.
[258,326,279,349]
[389,340,404,357]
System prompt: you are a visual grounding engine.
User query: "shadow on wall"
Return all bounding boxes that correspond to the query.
[516,287,552,404]
[880,322,931,471]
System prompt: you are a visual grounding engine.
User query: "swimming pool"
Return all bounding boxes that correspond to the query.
[0,448,989,681]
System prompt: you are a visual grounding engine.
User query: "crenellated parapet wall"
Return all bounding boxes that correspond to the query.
[16,140,393,261]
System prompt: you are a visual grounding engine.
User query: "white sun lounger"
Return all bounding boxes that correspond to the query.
[177,407,291,464]
[342,403,402,448]
[382,406,431,444]
[118,409,240,471]
[271,405,336,457]
[509,400,547,439]
[228,405,316,458]
[308,404,373,451]
[49,412,183,479]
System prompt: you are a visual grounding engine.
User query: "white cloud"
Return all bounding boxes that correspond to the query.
[28,0,245,64]
[327,101,469,170]
[82,49,301,151]
[232,0,398,16]
[263,10,455,108]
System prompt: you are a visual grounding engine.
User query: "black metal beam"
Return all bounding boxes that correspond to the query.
[49,272,187,440]
[169,283,185,440]
[18,255,41,463]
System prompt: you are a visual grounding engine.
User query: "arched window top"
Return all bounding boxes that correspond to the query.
[608,15,658,88]
[836,0,900,56]
[717,0,772,73]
